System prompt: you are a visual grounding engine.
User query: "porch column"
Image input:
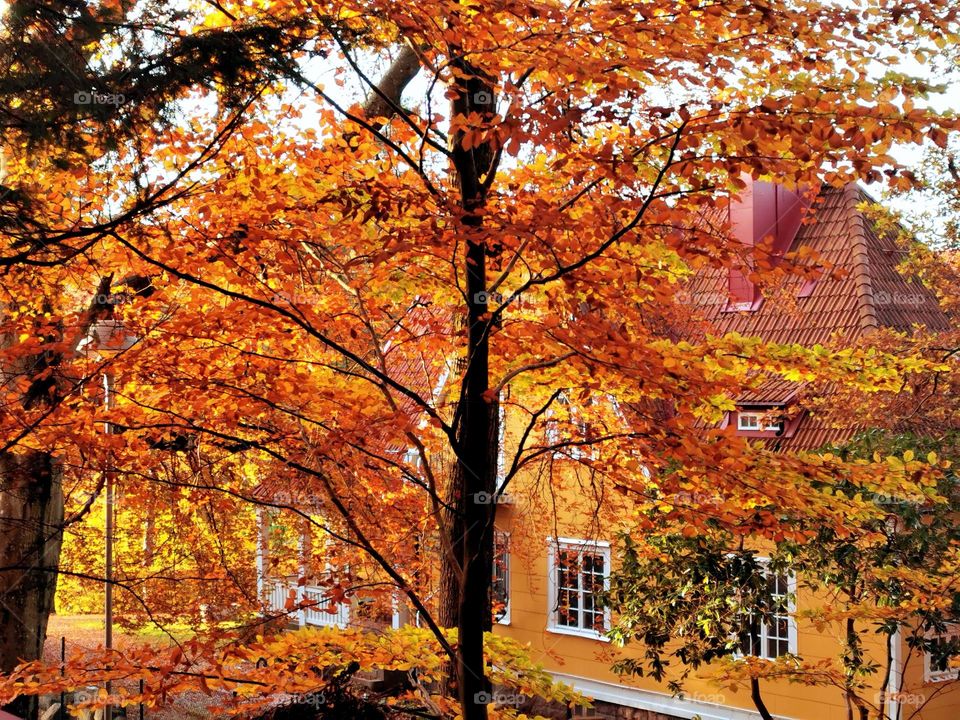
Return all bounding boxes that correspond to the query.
[255,507,269,610]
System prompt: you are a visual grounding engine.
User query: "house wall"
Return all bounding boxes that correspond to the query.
[492,456,960,720]
[895,631,960,720]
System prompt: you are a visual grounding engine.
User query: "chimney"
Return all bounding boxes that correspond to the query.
[726,177,813,310]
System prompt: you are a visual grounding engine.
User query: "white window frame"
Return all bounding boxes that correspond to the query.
[492,528,511,625]
[547,537,611,640]
[736,558,798,660]
[736,411,780,432]
[924,624,960,683]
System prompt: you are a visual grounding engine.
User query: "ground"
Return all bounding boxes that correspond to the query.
[42,615,230,719]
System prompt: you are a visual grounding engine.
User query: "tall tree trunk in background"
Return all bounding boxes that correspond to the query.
[0,281,107,718]
[0,450,64,720]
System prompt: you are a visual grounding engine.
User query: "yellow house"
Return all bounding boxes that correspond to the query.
[490,182,959,720]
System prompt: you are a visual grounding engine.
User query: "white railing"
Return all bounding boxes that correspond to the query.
[266,579,351,629]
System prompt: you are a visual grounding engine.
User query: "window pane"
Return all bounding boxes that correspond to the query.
[740,566,793,659]
[739,613,761,656]
[554,544,607,633]
[557,588,577,626]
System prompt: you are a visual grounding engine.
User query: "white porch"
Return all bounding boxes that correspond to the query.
[264,577,351,629]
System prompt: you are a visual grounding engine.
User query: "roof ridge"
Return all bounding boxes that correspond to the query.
[844,183,879,335]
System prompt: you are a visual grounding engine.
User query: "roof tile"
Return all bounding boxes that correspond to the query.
[689,183,949,451]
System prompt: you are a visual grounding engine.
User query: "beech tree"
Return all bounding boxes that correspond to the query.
[1,0,960,719]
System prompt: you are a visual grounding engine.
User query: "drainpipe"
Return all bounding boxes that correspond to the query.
[887,629,901,720]
[102,372,115,720]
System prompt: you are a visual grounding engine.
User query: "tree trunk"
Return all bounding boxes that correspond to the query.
[0,449,64,720]
[750,677,774,720]
[439,358,467,632]
[438,353,501,625]
[447,57,498,720]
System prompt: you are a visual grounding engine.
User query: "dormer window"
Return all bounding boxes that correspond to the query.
[737,411,780,432]
[723,179,813,314]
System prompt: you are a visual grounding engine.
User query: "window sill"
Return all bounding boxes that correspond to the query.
[733,651,797,662]
[546,625,611,642]
[926,670,959,684]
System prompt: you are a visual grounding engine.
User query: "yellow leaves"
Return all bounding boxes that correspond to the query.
[781,367,813,382]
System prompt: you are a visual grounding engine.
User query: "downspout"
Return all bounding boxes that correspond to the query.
[887,629,901,720]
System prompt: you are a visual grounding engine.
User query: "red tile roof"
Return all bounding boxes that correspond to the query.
[688,183,950,451]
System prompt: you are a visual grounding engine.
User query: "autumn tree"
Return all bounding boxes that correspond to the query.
[1,1,960,719]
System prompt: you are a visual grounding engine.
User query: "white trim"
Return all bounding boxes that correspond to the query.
[551,672,795,720]
[496,396,506,487]
[546,537,611,640]
[267,579,351,628]
[888,629,901,720]
[786,573,799,655]
[546,624,611,642]
[544,393,595,460]
[296,533,307,627]
[255,507,268,608]
[401,447,422,468]
[493,528,511,626]
[550,536,610,548]
[391,592,401,630]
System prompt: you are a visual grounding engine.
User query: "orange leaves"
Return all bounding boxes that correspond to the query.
[930,127,951,149]
[0,626,580,715]
[3,0,960,715]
